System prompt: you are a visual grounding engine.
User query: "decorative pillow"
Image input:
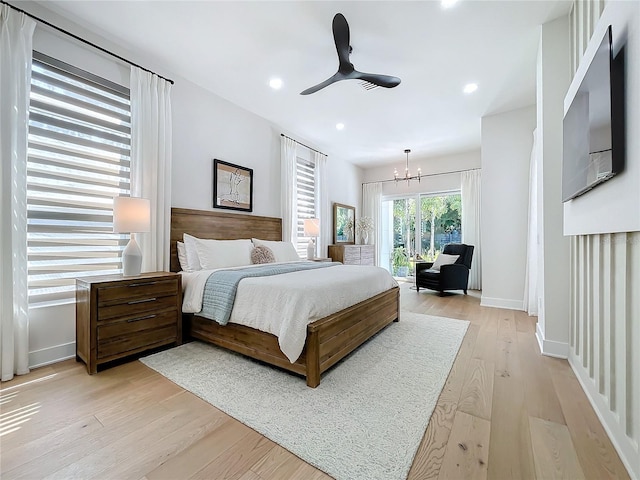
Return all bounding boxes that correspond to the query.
[251,245,276,264]
[177,241,190,272]
[192,236,253,270]
[431,253,460,271]
[182,234,202,271]
[251,238,300,263]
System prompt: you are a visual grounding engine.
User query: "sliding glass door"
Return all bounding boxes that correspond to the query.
[419,193,461,261]
[380,192,461,276]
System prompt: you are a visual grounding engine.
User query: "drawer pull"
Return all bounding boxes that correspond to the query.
[127,297,157,305]
[128,281,157,287]
[127,314,156,323]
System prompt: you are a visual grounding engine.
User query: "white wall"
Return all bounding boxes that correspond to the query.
[327,155,363,213]
[33,31,129,85]
[362,150,480,197]
[566,2,640,478]
[362,150,480,272]
[171,80,281,216]
[563,0,640,235]
[536,16,572,357]
[325,155,363,253]
[21,2,363,367]
[171,66,363,224]
[480,106,536,310]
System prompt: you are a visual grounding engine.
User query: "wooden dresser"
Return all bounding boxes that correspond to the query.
[76,272,182,374]
[328,244,375,265]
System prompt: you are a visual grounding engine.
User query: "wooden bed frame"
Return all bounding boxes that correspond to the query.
[170,207,399,387]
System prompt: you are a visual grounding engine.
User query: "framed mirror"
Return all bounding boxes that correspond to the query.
[333,202,355,245]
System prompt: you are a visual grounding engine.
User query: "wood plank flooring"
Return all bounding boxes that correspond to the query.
[0,282,630,479]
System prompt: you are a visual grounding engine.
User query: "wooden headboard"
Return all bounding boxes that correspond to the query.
[170,208,283,272]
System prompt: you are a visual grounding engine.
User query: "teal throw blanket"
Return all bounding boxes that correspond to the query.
[200,262,340,325]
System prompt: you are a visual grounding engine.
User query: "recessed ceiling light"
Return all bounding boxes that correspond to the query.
[441,0,459,9]
[336,123,345,130]
[463,83,478,94]
[269,78,283,90]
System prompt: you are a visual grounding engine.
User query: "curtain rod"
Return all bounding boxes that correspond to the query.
[280,134,326,157]
[362,167,480,186]
[1,0,175,85]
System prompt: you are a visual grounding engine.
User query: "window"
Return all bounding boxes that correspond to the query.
[295,155,316,257]
[27,52,131,305]
[419,193,461,261]
[381,192,461,275]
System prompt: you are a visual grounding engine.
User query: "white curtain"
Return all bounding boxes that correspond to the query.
[523,129,538,315]
[312,150,328,257]
[362,182,382,265]
[0,5,35,381]
[461,170,482,290]
[280,136,297,244]
[130,67,173,272]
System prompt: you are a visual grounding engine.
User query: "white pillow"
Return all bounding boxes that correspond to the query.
[192,236,253,270]
[431,253,460,271]
[176,241,190,272]
[182,233,203,271]
[252,238,300,263]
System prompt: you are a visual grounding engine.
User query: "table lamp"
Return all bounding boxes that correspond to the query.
[303,218,320,260]
[113,196,151,276]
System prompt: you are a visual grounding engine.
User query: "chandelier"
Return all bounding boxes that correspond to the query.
[394,149,421,185]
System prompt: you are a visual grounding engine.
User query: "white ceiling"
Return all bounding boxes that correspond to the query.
[38,0,572,168]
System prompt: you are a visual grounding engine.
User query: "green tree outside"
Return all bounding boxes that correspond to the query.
[421,196,448,259]
[390,194,462,264]
[392,198,416,255]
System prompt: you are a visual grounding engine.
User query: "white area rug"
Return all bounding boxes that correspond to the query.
[141,312,469,480]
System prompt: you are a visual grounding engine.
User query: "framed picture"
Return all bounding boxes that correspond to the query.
[213,159,253,212]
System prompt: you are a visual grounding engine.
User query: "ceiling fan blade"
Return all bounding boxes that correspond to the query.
[332,13,352,69]
[300,72,344,95]
[352,71,402,89]
[300,13,401,95]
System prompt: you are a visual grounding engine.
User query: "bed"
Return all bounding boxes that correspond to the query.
[170,207,400,387]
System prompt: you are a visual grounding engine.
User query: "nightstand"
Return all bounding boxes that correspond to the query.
[309,257,332,262]
[76,272,182,374]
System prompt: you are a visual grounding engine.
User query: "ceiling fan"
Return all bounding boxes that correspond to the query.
[300,13,401,95]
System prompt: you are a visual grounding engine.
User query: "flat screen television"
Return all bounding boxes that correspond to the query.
[562,25,625,202]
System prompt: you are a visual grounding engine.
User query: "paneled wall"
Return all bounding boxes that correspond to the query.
[570,0,607,73]
[570,234,639,478]
[568,2,640,478]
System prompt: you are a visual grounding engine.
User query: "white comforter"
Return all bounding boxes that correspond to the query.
[181,262,398,363]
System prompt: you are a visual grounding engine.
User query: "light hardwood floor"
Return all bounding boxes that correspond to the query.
[0,282,630,479]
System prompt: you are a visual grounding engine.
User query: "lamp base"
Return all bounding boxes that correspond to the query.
[307,238,316,260]
[122,235,143,276]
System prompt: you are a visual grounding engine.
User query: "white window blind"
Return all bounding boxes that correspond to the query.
[27,52,132,305]
[295,156,316,257]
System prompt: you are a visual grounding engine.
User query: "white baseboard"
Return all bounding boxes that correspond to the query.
[479,296,524,311]
[29,342,76,369]
[534,323,569,359]
[569,355,639,480]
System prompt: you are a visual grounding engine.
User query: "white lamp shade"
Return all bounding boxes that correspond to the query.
[113,197,151,233]
[303,218,320,237]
